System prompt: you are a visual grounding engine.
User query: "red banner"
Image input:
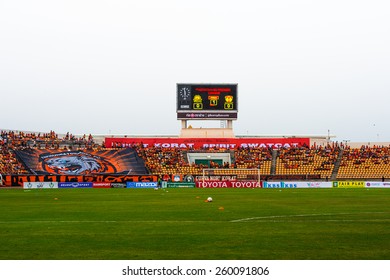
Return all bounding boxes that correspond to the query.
[92,182,112,188]
[106,137,310,149]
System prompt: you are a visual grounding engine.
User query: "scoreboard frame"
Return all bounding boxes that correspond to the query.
[176,83,238,120]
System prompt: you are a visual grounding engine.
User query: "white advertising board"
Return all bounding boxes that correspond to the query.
[263,181,332,188]
[365,182,390,188]
[23,182,58,189]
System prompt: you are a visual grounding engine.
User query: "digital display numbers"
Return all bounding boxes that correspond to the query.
[177,84,238,113]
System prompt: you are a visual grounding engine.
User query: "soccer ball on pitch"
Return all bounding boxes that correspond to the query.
[207,197,213,202]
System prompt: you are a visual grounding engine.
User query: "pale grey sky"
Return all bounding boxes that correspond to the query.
[1,0,389,142]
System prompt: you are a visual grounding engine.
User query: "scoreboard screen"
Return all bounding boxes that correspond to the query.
[177,83,238,120]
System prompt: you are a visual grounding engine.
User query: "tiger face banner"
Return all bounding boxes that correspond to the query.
[14,148,148,175]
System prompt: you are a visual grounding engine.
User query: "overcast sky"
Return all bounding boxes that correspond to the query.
[1,0,389,142]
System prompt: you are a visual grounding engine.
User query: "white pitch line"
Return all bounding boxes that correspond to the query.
[231,219,390,223]
[0,212,388,224]
[230,212,390,223]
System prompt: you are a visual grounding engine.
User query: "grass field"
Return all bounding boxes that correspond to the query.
[0,187,389,260]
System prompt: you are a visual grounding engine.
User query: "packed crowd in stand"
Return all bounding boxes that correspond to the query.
[0,130,98,150]
[1,130,390,180]
[275,144,340,180]
[131,143,272,177]
[0,130,100,175]
[338,145,390,179]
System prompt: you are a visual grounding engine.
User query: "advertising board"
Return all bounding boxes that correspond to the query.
[23,182,58,189]
[288,181,332,188]
[92,182,112,188]
[196,181,261,188]
[263,182,297,188]
[262,181,333,188]
[58,182,93,188]
[332,181,365,188]
[111,183,127,188]
[126,182,158,188]
[3,174,157,187]
[365,182,390,188]
[166,182,196,188]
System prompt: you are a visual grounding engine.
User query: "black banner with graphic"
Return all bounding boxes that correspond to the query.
[14,148,147,175]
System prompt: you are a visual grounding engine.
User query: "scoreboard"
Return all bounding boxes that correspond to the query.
[177,83,238,120]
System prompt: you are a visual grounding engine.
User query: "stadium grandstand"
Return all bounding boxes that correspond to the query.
[1,128,389,187]
[1,84,389,187]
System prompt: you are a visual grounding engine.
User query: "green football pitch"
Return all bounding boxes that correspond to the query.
[0,187,389,260]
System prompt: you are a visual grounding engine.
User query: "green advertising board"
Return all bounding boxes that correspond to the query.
[166,182,196,188]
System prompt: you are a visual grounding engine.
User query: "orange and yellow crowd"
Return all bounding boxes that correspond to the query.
[0,130,99,175]
[1,130,390,180]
